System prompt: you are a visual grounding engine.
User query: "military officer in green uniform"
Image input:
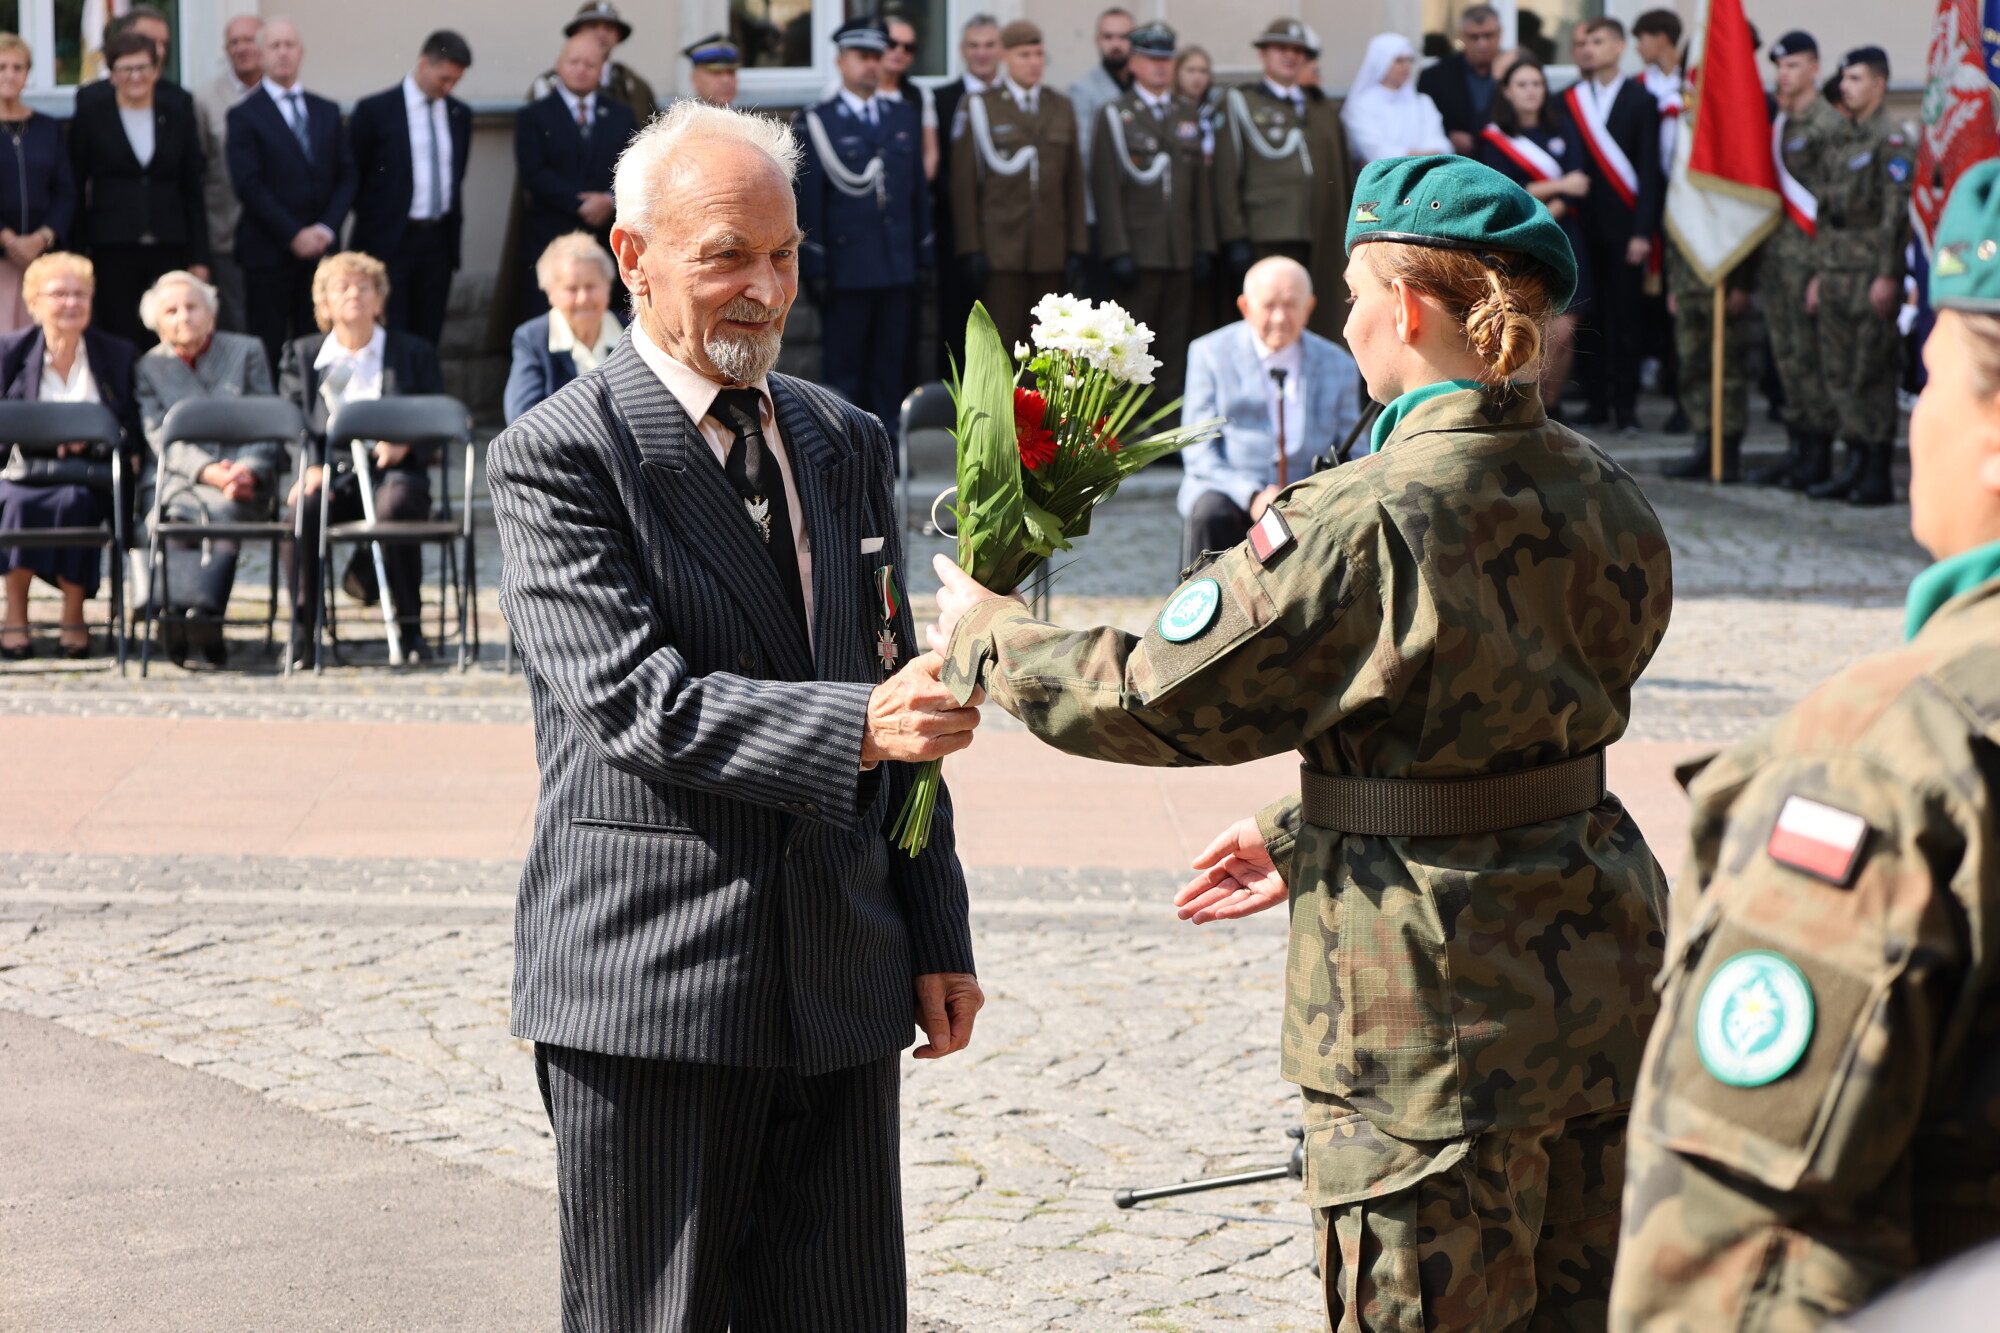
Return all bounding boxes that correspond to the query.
[1660,242,1758,482]
[1805,46,1912,506]
[1752,31,1845,490]
[1090,21,1214,408]
[1610,156,2000,1333]
[929,156,1673,1331]
[1214,20,1322,281]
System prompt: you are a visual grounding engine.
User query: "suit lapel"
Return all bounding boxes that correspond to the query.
[770,379,866,682]
[603,341,815,681]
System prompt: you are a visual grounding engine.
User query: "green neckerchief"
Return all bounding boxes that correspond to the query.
[1905,538,2000,640]
[1369,378,1487,454]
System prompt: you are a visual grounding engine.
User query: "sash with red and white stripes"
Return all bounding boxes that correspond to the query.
[1479,125,1562,182]
[1771,112,1817,238]
[1564,80,1639,211]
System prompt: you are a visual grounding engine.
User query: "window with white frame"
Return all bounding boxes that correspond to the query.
[14,0,181,93]
[732,0,967,104]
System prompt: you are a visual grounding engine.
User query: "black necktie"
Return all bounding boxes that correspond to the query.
[710,388,807,634]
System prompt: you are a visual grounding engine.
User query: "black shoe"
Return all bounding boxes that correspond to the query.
[0,627,31,661]
[1663,406,1689,434]
[1660,440,1711,479]
[287,630,315,670]
[1808,443,1865,500]
[160,613,189,667]
[342,555,380,607]
[1746,433,1801,487]
[399,627,434,664]
[1786,433,1832,491]
[186,616,226,667]
[1662,435,1742,482]
[1846,443,1896,506]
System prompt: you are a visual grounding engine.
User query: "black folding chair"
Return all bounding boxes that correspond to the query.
[318,395,478,671]
[897,380,954,537]
[140,396,308,676]
[0,400,130,670]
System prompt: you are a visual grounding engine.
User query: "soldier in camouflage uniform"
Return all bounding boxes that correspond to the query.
[1609,156,2000,1333]
[930,157,1673,1331]
[1751,31,1844,490]
[1806,47,1912,506]
[1659,240,1757,482]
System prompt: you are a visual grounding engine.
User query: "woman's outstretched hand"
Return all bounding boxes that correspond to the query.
[1176,817,1288,924]
[926,555,1006,653]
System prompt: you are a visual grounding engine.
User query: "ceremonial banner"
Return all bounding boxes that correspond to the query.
[1916,0,2000,255]
[1663,0,1780,285]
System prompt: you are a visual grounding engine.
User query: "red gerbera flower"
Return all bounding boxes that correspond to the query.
[1093,416,1121,454]
[1015,387,1058,470]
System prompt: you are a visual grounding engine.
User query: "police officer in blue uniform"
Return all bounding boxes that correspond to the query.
[794,19,933,427]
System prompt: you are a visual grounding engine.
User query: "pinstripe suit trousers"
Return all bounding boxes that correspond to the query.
[536,1045,907,1333]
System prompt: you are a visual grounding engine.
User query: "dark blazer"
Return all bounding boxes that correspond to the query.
[276,328,444,470]
[67,86,211,260]
[348,82,474,269]
[1416,53,1490,142]
[503,313,577,425]
[794,94,932,289]
[225,84,357,270]
[932,79,968,253]
[0,112,76,243]
[487,334,974,1070]
[1566,77,1664,244]
[0,325,143,456]
[515,90,636,258]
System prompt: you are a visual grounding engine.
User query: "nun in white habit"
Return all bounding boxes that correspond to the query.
[1341,34,1452,164]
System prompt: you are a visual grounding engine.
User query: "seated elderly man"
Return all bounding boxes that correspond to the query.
[504,232,621,425]
[1178,256,1363,566]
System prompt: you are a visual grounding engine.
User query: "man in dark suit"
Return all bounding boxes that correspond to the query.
[225,18,357,371]
[931,14,1001,378]
[1563,15,1664,433]
[516,34,637,319]
[349,31,475,347]
[1416,3,1503,155]
[488,101,983,1332]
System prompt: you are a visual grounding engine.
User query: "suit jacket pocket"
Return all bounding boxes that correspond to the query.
[570,817,702,839]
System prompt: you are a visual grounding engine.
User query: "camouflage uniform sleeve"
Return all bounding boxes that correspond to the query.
[1610,735,1979,1330]
[943,486,1389,769]
[1876,127,1915,285]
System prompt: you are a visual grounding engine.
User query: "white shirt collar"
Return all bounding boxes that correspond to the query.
[875,85,903,103]
[547,308,622,372]
[401,73,433,110]
[837,86,877,121]
[558,85,596,121]
[1253,332,1305,370]
[39,342,96,401]
[314,325,387,371]
[1263,77,1302,107]
[1001,73,1038,111]
[961,71,993,95]
[262,76,304,104]
[630,319,772,427]
[1136,85,1173,116]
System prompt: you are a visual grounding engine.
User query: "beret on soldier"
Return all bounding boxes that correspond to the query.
[1928,159,2000,312]
[1001,19,1042,49]
[1345,155,1580,311]
[1768,30,1817,62]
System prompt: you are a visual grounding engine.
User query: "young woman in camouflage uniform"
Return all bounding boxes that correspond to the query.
[928,155,1673,1331]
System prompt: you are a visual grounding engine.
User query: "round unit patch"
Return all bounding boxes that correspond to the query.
[1695,950,1815,1087]
[1157,578,1221,642]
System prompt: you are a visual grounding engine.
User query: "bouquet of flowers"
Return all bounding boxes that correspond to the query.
[891,294,1222,855]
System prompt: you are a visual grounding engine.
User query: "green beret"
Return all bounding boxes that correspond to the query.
[1345,155,1579,312]
[1930,159,2000,312]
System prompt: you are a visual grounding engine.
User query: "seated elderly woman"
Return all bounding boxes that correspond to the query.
[0,252,139,659]
[280,251,442,667]
[134,269,279,666]
[505,231,621,424]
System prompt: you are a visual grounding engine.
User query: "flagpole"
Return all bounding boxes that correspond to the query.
[1710,279,1726,483]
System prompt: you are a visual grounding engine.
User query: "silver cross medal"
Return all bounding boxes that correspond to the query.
[744,495,772,543]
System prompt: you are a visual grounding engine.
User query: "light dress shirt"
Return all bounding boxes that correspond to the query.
[837,86,879,126]
[1256,333,1304,461]
[118,105,155,168]
[314,325,387,410]
[38,344,100,403]
[558,86,597,128]
[1136,86,1172,120]
[876,81,936,129]
[631,321,814,639]
[1001,73,1039,116]
[547,308,621,376]
[949,73,994,139]
[401,74,453,220]
[262,78,336,246]
[1263,78,1305,117]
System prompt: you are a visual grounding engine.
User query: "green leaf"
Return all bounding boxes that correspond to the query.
[1020,496,1073,557]
[954,303,1025,588]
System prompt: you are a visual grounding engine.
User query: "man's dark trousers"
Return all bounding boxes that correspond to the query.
[384,220,455,347]
[537,1045,904,1333]
[1578,238,1645,425]
[245,257,317,375]
[1182,490,1254,569]
[822,285,912,429]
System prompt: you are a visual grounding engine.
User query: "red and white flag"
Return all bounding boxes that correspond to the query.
[1766,795,1869,885]
[1663,0,1780,285]
[1914,0,2000,255]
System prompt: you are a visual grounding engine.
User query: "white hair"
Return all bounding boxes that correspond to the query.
[612,100,802,241]
[535,231,617,291]
[1243,255,1313,300]
[139,269,218,331]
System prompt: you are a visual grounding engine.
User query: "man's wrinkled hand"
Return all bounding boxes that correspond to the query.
[912,972,982,1058]
[861,651,983,764]
[1176,816,1288,924]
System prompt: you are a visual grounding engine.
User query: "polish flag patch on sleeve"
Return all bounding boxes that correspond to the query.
[1248,505,1293,563]
[1766,794,1870,886]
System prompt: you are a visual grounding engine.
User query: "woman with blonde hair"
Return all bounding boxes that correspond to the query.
[927,156,1671,1330]
[0,34,75,334]
[0,252,139,658]
[278,251,442,665]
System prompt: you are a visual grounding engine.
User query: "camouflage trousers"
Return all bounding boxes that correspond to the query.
[1309,1096,1627,1333]
[1672,284,1752,439]
[1763,254,1836,436]
[1816,269,1902,443]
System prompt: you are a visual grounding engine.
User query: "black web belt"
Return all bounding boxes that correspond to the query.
[1300,751,1607,838]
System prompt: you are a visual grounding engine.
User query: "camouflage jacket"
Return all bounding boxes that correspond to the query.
[1812,105,1913,279]
[946,384,1674,1161]
[1611,579,2000,1333]
[1766,96,1845,266]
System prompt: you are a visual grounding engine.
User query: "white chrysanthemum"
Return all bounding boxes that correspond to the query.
[1029,293,1094,353]
[1109,343,1160,385]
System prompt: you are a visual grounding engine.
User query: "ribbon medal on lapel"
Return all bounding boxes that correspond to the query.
[876,564,902,675]
[744,495,772,543]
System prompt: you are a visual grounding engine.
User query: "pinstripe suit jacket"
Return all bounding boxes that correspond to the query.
[489,334,973,1074]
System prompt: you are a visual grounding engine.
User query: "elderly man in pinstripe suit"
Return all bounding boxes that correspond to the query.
[487,100,984,1333]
